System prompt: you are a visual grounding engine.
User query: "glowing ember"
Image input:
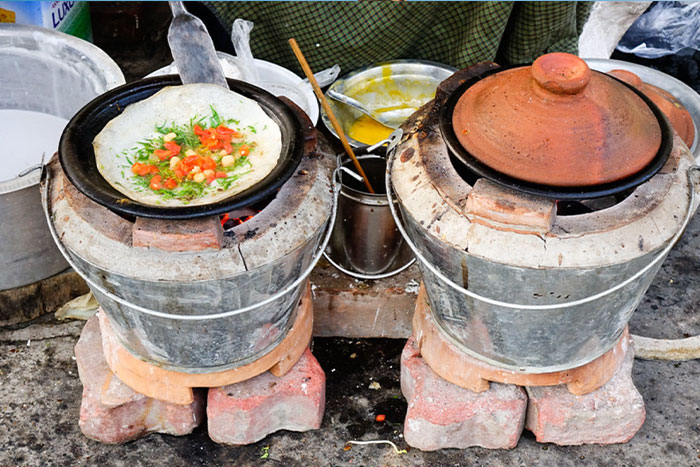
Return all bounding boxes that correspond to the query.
[221,207,260,230]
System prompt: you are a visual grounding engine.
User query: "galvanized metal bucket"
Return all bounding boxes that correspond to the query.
[325,154,414,279]
[42,165,337,373]
[387,131,700,372]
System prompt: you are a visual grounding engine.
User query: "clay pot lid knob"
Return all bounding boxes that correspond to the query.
[531,53,591,95]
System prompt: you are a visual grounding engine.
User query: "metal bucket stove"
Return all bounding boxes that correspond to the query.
[387,58,699,375]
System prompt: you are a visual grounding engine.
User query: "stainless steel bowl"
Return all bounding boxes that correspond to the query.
[322,60,456,147]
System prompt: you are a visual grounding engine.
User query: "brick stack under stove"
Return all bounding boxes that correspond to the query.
[74,284,324,445]
[401,285,643,450]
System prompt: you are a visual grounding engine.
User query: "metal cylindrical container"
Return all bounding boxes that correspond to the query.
[389,97,696,373]
[65,227,325,372]
[327,155,412,276]
[44,153,333,373]
[401,211,668,373]
[0,24,124,290]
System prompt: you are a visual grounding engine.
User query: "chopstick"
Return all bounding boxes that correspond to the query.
[288,38,375,194]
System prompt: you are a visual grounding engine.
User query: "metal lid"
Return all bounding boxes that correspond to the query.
[608,69,695,149]
[451,53,663,187]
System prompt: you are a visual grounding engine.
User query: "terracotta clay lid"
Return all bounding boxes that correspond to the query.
[607,69,695,149]
[452,53,663,187]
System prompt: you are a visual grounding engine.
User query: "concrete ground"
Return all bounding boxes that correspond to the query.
[2,4,699,465]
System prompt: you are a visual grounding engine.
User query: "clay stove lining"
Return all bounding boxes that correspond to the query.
[48,150,333,282]
[392,101,695,269]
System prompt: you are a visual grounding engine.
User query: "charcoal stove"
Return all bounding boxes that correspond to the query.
[41,106,335,376]
[386,54,700,450]
[387,55,699,375]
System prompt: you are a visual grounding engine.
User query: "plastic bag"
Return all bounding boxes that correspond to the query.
[617,2,700,58]
[230,18,261,85]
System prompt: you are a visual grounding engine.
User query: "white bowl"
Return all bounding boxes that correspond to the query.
[147,52,319,125]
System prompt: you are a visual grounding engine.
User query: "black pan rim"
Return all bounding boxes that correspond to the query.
[59,75,305,220]
[439,64,674,201]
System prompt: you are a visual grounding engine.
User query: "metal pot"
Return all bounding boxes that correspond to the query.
[325,154,413,277]
[0,24,124,290]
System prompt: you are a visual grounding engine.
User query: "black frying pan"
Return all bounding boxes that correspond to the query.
[439,66,674,200]
[59,75,305,219]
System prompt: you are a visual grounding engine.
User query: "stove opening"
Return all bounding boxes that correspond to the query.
[448,154,635,216]
[555,190,634,216]
[221,192,276,231]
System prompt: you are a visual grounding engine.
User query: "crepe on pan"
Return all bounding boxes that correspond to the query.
[94,83,282,207]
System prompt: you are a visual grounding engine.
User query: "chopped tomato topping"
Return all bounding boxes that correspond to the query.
[216,125,240,139]
[149,175,162,191]
[174,168,187,178]
[215,171,228,179]
[147,165,159,175]
[222,139,232,154]
[239,144,250,157]
[164,177,178,190]
[193,124,206,136]
[154,149,172,161]
[205,173,216,184]
[131,162,148,176]
[183,154,200,165]
[164,141,181,155]
[201,157,217,171]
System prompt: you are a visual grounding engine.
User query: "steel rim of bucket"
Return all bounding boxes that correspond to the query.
[41,164,339,321]
[324,155,416,280]
[385,135,700,311]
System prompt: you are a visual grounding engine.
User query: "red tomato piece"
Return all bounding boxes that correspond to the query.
[222,139,232,154]
[154,149,171,161]
[193,124,205,136]
[149,175,162,191]
[205,173,216,184]
[147,165,159,174]
[183,155,199,165]
[164,141,181,156]
[202,157,217,171]
[131,162,145,175]
[164,177,178,190]
[215,171,228,179]
[174,168,186,178]
[204,138,220,150]
[239,144,250,157]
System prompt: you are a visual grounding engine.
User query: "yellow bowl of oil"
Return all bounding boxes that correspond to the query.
[322,60,456,147]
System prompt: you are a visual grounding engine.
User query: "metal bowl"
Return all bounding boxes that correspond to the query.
[322,60,456,147]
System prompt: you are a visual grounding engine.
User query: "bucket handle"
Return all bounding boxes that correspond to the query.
[324,142,416,280]
[385,140,700,311]
[40,162,340,321]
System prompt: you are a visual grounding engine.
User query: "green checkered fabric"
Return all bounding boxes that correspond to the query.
[206,1,591,74]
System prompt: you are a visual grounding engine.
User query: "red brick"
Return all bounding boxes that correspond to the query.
[207,348,325,445]
[401,337,527,450]
[75,317,205,444]
[465,178,556,234]
[525,338,645,445]
[132,216,223,251]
